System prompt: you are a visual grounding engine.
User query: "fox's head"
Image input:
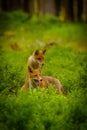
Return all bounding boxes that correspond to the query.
[28,66,42,86]
[28,66,41,79]
[33,49,46,66]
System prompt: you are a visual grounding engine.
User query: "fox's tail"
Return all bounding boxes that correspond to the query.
[60,86,67,95]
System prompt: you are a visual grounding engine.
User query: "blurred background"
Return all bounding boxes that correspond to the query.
[0,0,87,22]
[0,0,87,51]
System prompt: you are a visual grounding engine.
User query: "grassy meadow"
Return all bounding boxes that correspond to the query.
[0,11,87,130]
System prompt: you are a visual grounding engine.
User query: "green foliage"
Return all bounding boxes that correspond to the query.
[0,51,25,95]
[0,11,87,130]
[0,89,87,130]
[0,11,87,50]
[0,46,87,130]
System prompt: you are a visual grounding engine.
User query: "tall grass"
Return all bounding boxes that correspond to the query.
[0,11,87,130]
[0,11,87,50]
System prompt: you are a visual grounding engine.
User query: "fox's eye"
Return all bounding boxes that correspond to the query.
[38,57,44,60]
[38,58,41,60]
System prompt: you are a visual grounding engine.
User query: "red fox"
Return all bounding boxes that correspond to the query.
[28,49,46,70]
[23,49,46,89]
[21,67,66,95]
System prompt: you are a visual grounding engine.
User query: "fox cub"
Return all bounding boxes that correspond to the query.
[22,49,46,90]
[28,49,46,70]
[21,66,66,95]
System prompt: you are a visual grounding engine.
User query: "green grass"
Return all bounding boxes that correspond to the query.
[0,11,87,130]
[0,11,87,51]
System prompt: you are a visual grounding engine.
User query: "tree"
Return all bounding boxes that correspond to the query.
[2,0,8,11]
[73,0,78,21]
[33,0,39,16]
[0,0,2,12]
[20,0,24,11]
[60,0,69,21]
[29,0,34,16]
[44,0,56,15]
[78,0,83,21]
[83,0,87,21]
[54,0,61,16]
[39,0,45,16]
[24,0,30,12]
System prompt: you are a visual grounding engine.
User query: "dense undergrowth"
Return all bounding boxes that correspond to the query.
[0,11,87,130]
[0,11,87,51]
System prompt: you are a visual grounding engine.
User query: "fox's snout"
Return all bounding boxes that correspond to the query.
[38,60,44,64]
[36,77,43,82]
[42,63,44,66]
[38,61,44,68]
[39,78,43,81]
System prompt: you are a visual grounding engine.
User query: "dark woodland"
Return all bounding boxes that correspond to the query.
[0,0,87,22]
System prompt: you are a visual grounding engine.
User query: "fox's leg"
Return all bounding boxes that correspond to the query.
[24,78,30,88]
[21,74,34,91]
[29,79,34,89]
[21,78,29,91]
[21,71,30,91]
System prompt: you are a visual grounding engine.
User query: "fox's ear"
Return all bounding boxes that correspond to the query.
[34,50,39,55]
[28,66,33,73]
[43,49,46,54]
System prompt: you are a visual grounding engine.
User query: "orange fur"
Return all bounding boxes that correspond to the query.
[21,67,66,95]
[22,50,46,90]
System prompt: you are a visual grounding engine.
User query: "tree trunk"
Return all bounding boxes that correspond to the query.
[33,0,39,16]
[2,0,8,11]
[39,0,45,16]
[54,0,61,16]
[24,0,29,12]
[73,0,78,21]
[29,0,34,15]
[61,0,69,21]
[20,0,24,11]
[9,0,19,10]
[8,0,11,10]
[44,0,56,15]
[83,0,87,21]
[0,0,2,12]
